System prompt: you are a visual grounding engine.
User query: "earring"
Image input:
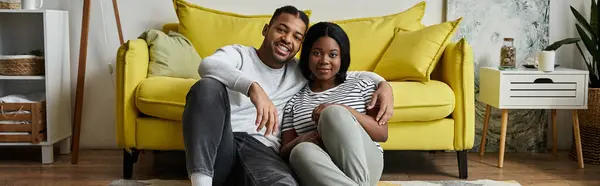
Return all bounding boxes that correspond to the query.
[310,74,314,80]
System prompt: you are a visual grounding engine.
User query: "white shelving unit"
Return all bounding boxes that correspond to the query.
[0,9,72,164]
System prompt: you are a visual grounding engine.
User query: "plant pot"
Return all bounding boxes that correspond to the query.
[536,51,556,72]
[570,88,600,164]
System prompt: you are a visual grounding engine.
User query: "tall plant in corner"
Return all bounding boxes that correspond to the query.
[570,0,600,165]
[571,1,600,88]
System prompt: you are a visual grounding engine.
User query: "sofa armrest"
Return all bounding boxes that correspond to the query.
[116,39,150,149]
[434,38,475,150]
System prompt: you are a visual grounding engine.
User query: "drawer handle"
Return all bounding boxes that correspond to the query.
[533,78,554,84]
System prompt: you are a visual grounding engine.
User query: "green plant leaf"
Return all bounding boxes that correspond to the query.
[576,24,600,60]
[576,24,600,86]
[591,0,599,39]
[572,6,598,40]
[596,60,600,85]
[597,0,600,42]
[544,38,581,51]
[593,1,600,41]
[576,42,591,68]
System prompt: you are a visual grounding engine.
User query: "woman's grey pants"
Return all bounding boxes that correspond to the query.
[288,105,384,186]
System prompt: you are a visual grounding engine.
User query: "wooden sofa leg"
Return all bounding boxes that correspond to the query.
[457,150,468,179]
[123,149,140,179]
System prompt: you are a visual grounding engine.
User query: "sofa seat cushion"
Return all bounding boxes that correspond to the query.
[389,80,455,122]
[136,77,455,123]
[136,76,196,121]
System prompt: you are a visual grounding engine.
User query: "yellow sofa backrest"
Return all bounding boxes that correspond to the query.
[169,0,427,71]
[329,2,426,71]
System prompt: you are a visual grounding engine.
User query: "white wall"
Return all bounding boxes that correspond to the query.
[549,0,588,151]
[42,0,587,149]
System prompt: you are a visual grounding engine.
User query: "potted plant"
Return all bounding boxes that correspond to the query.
[569,1,600,165]
[537,38,581,71]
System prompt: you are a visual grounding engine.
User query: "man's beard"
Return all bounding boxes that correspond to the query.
[273,55,292,64]
[271,46,294,63]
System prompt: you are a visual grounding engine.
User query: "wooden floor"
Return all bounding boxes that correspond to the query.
[0,147,599,186]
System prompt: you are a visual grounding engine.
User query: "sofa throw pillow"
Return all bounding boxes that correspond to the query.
[138,29,201,79]
[173,0,311,58]
[328,1,427,71]
[374,17,462,82]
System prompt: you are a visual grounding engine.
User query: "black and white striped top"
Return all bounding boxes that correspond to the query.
[281,76,383,153]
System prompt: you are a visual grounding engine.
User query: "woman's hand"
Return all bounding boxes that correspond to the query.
[280,130,322,161]
[297,131,322,145]
[368,82,394,125]
[312,103,333,124]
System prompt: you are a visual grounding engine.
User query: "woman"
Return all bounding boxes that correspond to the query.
[279,22,388,186]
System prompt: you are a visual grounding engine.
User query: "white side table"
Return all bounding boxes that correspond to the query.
[478,67,588,168]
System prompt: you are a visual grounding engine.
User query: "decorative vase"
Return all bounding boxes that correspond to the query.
[570,88,600,164]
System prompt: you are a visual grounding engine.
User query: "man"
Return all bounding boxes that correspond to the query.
[182,5,394,186]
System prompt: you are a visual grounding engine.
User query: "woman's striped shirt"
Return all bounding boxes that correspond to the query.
[281,76,383,153]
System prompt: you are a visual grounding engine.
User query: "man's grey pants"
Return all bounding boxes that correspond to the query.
[182,78,298,186]
[289,105,384,186]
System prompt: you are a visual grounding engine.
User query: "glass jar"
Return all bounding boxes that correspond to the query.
[499,38,516,70]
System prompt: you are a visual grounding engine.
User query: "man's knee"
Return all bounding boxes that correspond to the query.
[190,78,225,94]
[186,78,226,103]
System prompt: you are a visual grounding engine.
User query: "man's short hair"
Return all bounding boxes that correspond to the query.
[268,5,309,30]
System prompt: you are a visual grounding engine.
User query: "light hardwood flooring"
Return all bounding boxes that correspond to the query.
[0,147,599,185]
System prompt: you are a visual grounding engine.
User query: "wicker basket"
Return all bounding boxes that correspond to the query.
[0,55,45,76]
[570,88,600,165]
[0,1,21,9]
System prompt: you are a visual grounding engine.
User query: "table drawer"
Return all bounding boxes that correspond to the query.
[501,74,586,107]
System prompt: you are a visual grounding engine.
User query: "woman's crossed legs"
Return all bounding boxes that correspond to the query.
[289,105,383,186]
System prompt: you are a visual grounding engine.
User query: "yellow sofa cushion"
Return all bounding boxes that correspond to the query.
[389,80,455,122]
[374,18,462,82]
[173,0,311,58]
[136,76,195,121]
[331,2,426,71]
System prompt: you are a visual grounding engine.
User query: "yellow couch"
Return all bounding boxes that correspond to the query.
[116,0,474,180]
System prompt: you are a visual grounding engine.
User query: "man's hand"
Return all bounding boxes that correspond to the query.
[248,82,277,136]
[368,81,394,125]
[311,103,333,125]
